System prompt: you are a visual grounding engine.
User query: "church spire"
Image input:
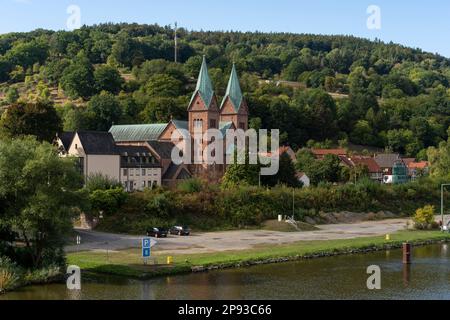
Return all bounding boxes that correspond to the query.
[190,56,214,109]
[221,64,243,112]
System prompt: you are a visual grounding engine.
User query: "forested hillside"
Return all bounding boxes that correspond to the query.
[0,23,449,159]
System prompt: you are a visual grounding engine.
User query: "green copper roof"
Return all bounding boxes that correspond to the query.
[221,64,243,112]
[172,120,189,131]
[189,56,215,109]
[109,124,168,142]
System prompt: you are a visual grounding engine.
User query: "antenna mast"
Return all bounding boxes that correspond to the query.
[174,22,178,63]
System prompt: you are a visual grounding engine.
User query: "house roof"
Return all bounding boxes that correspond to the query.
[109,124,168,142]
[76,131,118,155]
[58,132,75,151]
[147,141,177,160]
[162,163,192,180]
[408,161,429,169]
[220,64,243,112]
[351,156,381,173]
[338,155,354,167]
[189,56,215,109]
[311,149,347,157]
[116,145,153,157]
[374,153,401,168]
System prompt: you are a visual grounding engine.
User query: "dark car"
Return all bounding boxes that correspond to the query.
[146,227,168,238]
[169,226,191,236]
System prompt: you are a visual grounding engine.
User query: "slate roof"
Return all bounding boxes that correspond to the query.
[76,131,118,155]
[109,124,168,142]
[148,141,177,159]
[374,153,401,168]
[163,163,192,180]
[189,56,215,109]
[58,132,75,151]
[116,145,153,156]
[219,121,234,137]
[221,64,244,112]
[172,120,189,131]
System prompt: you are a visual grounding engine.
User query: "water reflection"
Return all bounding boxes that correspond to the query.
[2,244,450,300]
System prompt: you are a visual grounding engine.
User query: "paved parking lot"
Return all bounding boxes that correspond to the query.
[66,217,420,255]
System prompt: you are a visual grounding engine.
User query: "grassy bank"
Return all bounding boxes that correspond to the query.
[67,230,450,279]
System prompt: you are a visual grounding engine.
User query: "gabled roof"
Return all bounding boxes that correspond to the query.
[221,64,244,112]
[351,156,381,173]
[408,161,429,170]
[189,56,215,109]
[374,153,401,168]
[147,141,177,160]
[58,132,75,151]
[172,120,188,131]
[162,163,192,180]
[76,131,118,155]
[109,124,168,142]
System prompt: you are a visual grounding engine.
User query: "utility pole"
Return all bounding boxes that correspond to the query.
[441,184,450,229]
[174,22,178,63]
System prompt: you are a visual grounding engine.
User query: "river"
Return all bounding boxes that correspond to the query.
[2,244,450,300]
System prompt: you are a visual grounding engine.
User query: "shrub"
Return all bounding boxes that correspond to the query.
[413,205,436,230]
[0,256,21,293]
[86,173,122,192]
[178,178,203,193]
[89,187,128,215]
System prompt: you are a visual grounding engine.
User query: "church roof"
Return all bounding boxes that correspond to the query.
[75,131,118,155]
[221,64,244,112]
[189,56,215,109]
[109,124,168,142]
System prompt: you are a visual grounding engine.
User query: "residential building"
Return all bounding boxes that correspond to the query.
[350,156,383,182]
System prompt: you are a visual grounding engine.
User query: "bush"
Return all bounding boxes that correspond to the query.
[0,256,21,293]
[89,187,128,215]
[86,173,122,192]
[178,178,203,193]
[413,205,436,230]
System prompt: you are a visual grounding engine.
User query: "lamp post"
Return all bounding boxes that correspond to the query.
[441,184,450,230]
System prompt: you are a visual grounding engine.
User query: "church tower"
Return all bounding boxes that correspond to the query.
[220,64,249,131]
[187,56,220,136]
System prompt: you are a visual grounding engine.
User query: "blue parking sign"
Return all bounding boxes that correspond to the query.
[142,247,151,258]
[142,238,151,249]
[142,238,151,258]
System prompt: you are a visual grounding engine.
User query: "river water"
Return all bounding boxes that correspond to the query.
[2,244,450,300]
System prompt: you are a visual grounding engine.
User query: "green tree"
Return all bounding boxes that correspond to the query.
[86,92,122,131]
[60,51,95,99]
[0,137,86,268]
[94,65,124,94]
[0,100,62,142]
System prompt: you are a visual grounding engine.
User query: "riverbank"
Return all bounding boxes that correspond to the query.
[67,230,450,279]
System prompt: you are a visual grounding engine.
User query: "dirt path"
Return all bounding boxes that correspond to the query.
[66,217,426,255]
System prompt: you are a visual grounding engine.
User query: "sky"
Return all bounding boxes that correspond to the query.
[1,0,449,57]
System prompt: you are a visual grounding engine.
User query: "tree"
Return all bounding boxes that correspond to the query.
[140,97,186,123]
[94,65,124,94]
[0,100,62,142]
[60,51,95,99]
[263,152,300,187]
[428,139,450,179]
[222,152,260,188]
[143,74,183,98]
[0,137,86,268]
[86,92,122,131]
[5,87,19,104]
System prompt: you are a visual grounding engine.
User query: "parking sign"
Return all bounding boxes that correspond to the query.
[142,238,151,258]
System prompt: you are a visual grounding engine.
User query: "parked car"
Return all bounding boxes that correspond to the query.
[169,226,191,236]
[146,227,168,238]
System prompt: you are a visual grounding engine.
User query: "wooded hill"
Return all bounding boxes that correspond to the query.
[0,23,449,159]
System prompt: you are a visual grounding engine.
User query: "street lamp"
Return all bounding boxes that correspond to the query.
[441,184,450,230]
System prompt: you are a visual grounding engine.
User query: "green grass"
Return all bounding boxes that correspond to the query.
[67,230,450,279]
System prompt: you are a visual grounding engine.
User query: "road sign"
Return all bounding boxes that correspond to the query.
[142,247,151,258]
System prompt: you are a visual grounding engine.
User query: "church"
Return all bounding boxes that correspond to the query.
[55,57,249,190]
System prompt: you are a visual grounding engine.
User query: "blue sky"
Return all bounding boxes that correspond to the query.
[2,0,449,57]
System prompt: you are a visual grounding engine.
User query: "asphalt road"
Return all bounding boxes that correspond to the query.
[65,217,424,255]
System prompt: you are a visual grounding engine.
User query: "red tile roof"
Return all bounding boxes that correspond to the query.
[311,149,347,157]
[408,161,429,169]
[350,156,381,173]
